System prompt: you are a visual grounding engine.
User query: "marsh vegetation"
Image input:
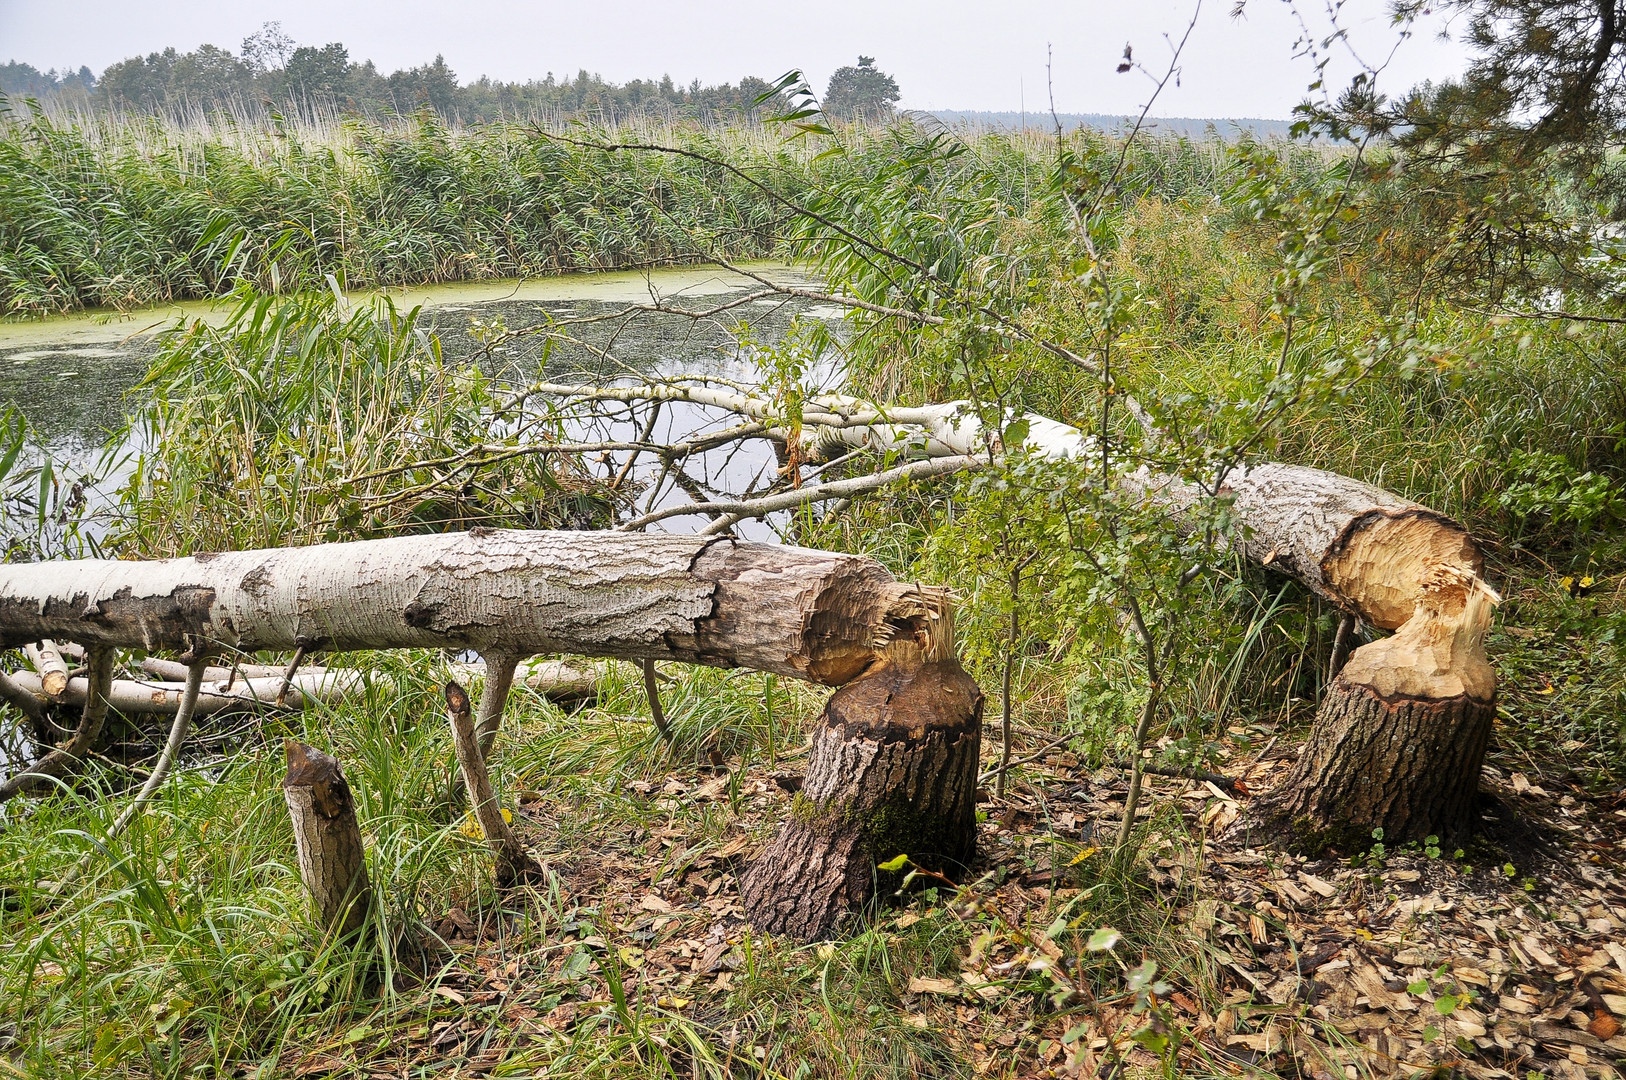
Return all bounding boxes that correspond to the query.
[1,11,1625,1077]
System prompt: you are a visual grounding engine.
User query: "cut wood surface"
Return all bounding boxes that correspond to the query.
[742,593,983,940]
[24,640,70,700]
[1123,462,1484,631]
[9,669,363,713]
[1249,568,1500,847]
[282,739,372,937]
[0,530,927,686]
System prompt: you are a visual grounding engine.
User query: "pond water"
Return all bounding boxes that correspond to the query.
[0,264,848,773]
[0,262,834,448]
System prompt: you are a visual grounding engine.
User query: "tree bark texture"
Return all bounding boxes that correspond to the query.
[742,601,983,941]
[0,530,923,687]
[282,739,373,938]
[1248,568,1498,850]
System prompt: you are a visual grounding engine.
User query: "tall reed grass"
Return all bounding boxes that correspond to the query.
[0,106,1299,318]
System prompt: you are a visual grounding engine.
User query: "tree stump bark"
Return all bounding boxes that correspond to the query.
[283,740,373,938]
[742,592,982,940]
[1248,567,1498,851]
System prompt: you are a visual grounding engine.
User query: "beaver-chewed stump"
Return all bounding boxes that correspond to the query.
[742,593,982,941]
[1247,565,1498,852]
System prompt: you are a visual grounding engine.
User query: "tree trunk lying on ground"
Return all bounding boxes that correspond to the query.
[9,669,364,713]
[0,529,924,685]
[282,739,372,938]
[544,381,1503,852]
[742,591,982,940]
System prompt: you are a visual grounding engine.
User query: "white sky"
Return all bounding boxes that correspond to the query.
[1,0,1470,119]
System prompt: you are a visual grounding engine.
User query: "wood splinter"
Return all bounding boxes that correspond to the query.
[282,739,373,938]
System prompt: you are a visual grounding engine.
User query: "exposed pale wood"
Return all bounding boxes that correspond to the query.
[24,640,69,700]
[1249,570,1499,848]
[0,530,922,686]
[282,740,372,937]
[742,592,982,940]
[0,648,114,803]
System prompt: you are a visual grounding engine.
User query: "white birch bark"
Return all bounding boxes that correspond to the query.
[9,669,363,713]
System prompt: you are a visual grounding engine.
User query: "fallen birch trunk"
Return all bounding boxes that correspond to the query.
[140,658,305,682]
[134,657,601,707]
[9,669,364,713]
[0,530,922,686]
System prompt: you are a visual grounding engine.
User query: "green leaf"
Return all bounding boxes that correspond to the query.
[1407,979,1429,995]
[1434,994,1458,1016]
[877,853,910,872]
[1126,960,1159,992]
[1003,418,1031,448]
[1130,1026,1169,1054]
[1086,927,1121,952]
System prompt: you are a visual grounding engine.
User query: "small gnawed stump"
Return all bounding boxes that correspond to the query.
[283,740,372,937]
[1249,567,1498,851]
[742,597,982,941]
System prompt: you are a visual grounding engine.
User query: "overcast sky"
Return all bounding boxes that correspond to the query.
[1,0,1470,119]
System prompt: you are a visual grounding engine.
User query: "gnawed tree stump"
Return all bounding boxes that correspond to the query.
[1249,566,1499,850]
[742,593,982,940]
[283,740,373,938]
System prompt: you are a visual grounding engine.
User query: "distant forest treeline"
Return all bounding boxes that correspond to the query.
[0,22,787,125]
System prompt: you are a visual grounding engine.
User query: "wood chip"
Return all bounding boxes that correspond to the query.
[1298,872,1338,898]
[908,976,959,995]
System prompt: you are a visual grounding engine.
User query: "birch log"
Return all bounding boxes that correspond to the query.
[282,740,372,937]
[10,670,363,714]
[24,641,70,700]
[0,530,926,686]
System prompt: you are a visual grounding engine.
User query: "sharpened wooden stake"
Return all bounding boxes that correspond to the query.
[444,680,542,887]
[282,740,373,938]
[641,659,673,745]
